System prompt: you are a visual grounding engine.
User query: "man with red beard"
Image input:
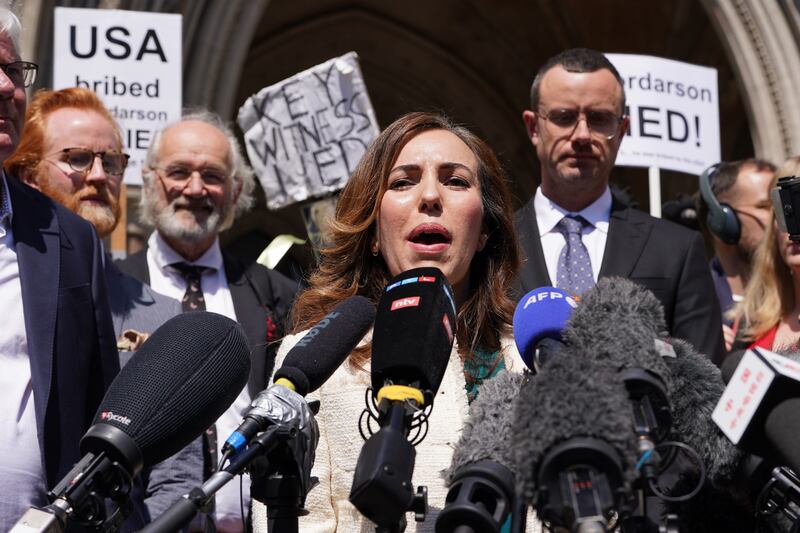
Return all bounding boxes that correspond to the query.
[5,87,202,530]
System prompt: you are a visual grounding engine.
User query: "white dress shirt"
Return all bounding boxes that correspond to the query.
[0,173,48,529]
[533,186,612,285]
[146,232,250,533]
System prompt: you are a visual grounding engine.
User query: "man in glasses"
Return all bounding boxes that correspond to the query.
[5,86,203,529]
[514,47,725,364]
[0,10,120,530]
[117,112,297,532]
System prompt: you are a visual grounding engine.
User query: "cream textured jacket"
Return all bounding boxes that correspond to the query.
[252,329,541,533]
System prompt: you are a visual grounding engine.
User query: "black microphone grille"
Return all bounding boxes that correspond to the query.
[371,267,456,399]
[88,312,251,466]
[279,295,377,395]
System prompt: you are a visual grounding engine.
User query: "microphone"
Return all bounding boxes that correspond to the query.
[512,347,639,531]
[222,295,376,455]
[512,286,576,371]
[563,277,674,478]
[12,312,250,533]
[713,347,800,472]
[437,371,529,533]
[349,267,457,529]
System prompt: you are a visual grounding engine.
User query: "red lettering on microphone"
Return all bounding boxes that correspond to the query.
[391,296,420,311]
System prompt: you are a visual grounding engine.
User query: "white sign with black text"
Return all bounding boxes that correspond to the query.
[53,7,182,185]
[238,51,380,210]
[606,53,720,176]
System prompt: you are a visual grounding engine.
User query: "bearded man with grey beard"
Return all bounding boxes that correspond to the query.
[117,110,298,533]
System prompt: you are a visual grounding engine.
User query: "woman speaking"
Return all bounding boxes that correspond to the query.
[252,112,534,532]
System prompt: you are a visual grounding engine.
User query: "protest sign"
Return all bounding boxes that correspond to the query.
[53,7,182,186]
[606,54,720,176]
[238,52,380,210]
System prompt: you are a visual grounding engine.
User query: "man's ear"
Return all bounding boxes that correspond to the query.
[522,110,539,147]
[231,176,243,204]
[19,166,41,190]
[618,115,631,143]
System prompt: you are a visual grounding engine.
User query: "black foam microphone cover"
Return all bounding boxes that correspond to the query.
[447,371,528,482]
[665,337,744,486]
[564,276,671,384]
[512,348,639,503]
[83,312,251,467]
[371,267,456,398]
[274,295,376,395]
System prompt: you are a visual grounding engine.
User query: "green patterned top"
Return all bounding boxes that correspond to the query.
[463,348,505,404]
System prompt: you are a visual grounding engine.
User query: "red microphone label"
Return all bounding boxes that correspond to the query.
[391,296,420,311]
[442,313,453,343]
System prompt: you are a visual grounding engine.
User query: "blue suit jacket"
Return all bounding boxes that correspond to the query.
[105,259,204,529]
[8,176,119,489]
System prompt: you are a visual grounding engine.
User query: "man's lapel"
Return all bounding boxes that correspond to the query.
[223,252,271,395]
[10,177,60,436]
[515,197,552,291]
[598,195,652,278]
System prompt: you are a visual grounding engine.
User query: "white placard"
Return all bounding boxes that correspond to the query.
[606,53,720,176]
[238,52,380,210]
[53,7,182,186]
[712,349,774,444]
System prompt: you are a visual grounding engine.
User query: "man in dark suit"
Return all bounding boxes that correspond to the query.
[515,47,725,364]
[117,111,297,532]
[5,87,202,529]
[0,10,119,529]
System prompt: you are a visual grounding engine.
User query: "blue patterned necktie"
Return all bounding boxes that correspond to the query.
[555,215,594,297]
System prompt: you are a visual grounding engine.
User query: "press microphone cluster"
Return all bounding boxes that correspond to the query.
[350,267,457,531]
[12,312,251,533]
[145,295,377,533]
[441,277,749,532]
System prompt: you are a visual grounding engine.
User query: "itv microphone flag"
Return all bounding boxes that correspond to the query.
[238,52,380,210]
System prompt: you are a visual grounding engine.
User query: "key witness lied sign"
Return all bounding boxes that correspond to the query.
[238,52,380,210]
[606,53,720,176]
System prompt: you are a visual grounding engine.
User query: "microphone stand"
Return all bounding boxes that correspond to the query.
[350,399,428,532]
[142,424,299,533]
[10,452,134,533]
[757,466,800,529]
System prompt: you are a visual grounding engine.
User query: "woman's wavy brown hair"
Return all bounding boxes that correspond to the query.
[292,111,520,368]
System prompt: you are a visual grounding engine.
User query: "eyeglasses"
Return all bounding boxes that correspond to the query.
[0,61,38,88]
[154,164,230,189]
[537,108,624,140]
[52,148,130,176]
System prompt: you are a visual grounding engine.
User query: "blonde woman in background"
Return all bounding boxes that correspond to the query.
[731,156,800,351]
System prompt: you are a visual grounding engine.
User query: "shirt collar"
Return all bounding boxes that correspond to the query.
[534,186,612,236]
[149,231,223,272]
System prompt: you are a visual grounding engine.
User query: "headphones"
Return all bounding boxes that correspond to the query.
[698,162,741,245]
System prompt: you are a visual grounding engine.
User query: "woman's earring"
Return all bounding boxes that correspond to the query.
[371,243,379,257]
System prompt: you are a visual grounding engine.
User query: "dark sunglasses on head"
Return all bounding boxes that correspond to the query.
[58,148,130,176]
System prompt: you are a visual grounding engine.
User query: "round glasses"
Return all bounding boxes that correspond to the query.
[154,164,230,190]
[538,108,624,140]
[52,148,130,176]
